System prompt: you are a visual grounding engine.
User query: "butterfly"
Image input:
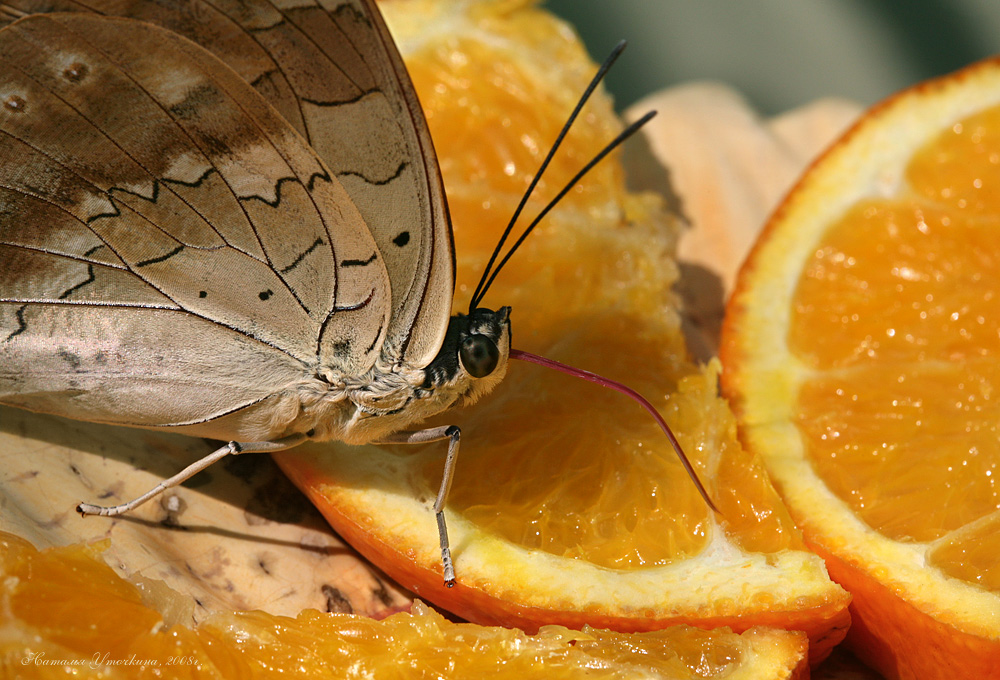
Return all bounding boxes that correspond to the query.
[0,0,714,586]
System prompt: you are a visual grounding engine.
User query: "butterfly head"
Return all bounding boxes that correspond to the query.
[422,306,511,406]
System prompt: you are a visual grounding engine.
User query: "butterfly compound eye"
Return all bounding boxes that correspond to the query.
[460,335,500,378]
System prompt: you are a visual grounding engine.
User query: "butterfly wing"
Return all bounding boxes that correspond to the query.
[0,0,455,369]
[0,13,393,437]
[280,0,455,369]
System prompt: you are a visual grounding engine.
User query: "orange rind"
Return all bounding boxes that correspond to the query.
[722,57,1000,678]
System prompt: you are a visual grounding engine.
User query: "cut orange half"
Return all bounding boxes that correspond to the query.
[721,58,1000,678]
[274,0,850,664]
[1,531,811,679]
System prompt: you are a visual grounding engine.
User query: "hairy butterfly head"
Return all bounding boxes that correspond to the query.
[422,307,511,406]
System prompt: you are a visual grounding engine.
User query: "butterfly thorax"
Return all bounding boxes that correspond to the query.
[298,307,512,445]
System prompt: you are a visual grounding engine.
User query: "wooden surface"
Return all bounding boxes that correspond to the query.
[0,406,410,625]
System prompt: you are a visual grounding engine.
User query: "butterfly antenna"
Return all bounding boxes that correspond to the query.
[469,40,627,313]
[510,349,720,513]
[472,110,656,306]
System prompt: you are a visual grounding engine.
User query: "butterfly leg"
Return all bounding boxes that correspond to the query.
[376,425,461,587]
[77,434,308,518]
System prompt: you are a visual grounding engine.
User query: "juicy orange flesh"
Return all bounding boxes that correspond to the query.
[0,532,240,678]
[926,512,1000,591]
[1,531,799,680]
[371,33,804,568]
[790,105,1000,586]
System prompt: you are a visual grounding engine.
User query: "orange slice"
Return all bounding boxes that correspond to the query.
[721,58,1000,678]
[1,531,810,679]
[273,0,850,664]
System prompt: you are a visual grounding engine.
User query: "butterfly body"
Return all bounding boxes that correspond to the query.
[0,3,509,446]
[0,8,518,584]
[0,307,510,449]
[0,0,709,587]
[272,306,511,447]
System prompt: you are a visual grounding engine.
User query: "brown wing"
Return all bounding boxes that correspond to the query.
[0,0,456,369]
[0,13,391,432]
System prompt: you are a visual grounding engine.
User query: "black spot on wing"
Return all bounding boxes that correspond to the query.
[392,231,409,247]
[259,289,273,301]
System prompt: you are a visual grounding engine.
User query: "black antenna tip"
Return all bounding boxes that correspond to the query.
[635,109,657,125]
[602,40,627,69]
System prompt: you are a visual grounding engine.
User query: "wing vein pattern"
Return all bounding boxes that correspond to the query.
[0,10,403,433]
[2,0,454,365]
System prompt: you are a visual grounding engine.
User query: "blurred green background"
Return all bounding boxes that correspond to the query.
[544,0,1000,114]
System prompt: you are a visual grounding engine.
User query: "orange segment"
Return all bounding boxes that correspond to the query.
[722,57,1000,678]
[1,531,810,679]
[274,0,850,664]
[927,512,1000,589]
